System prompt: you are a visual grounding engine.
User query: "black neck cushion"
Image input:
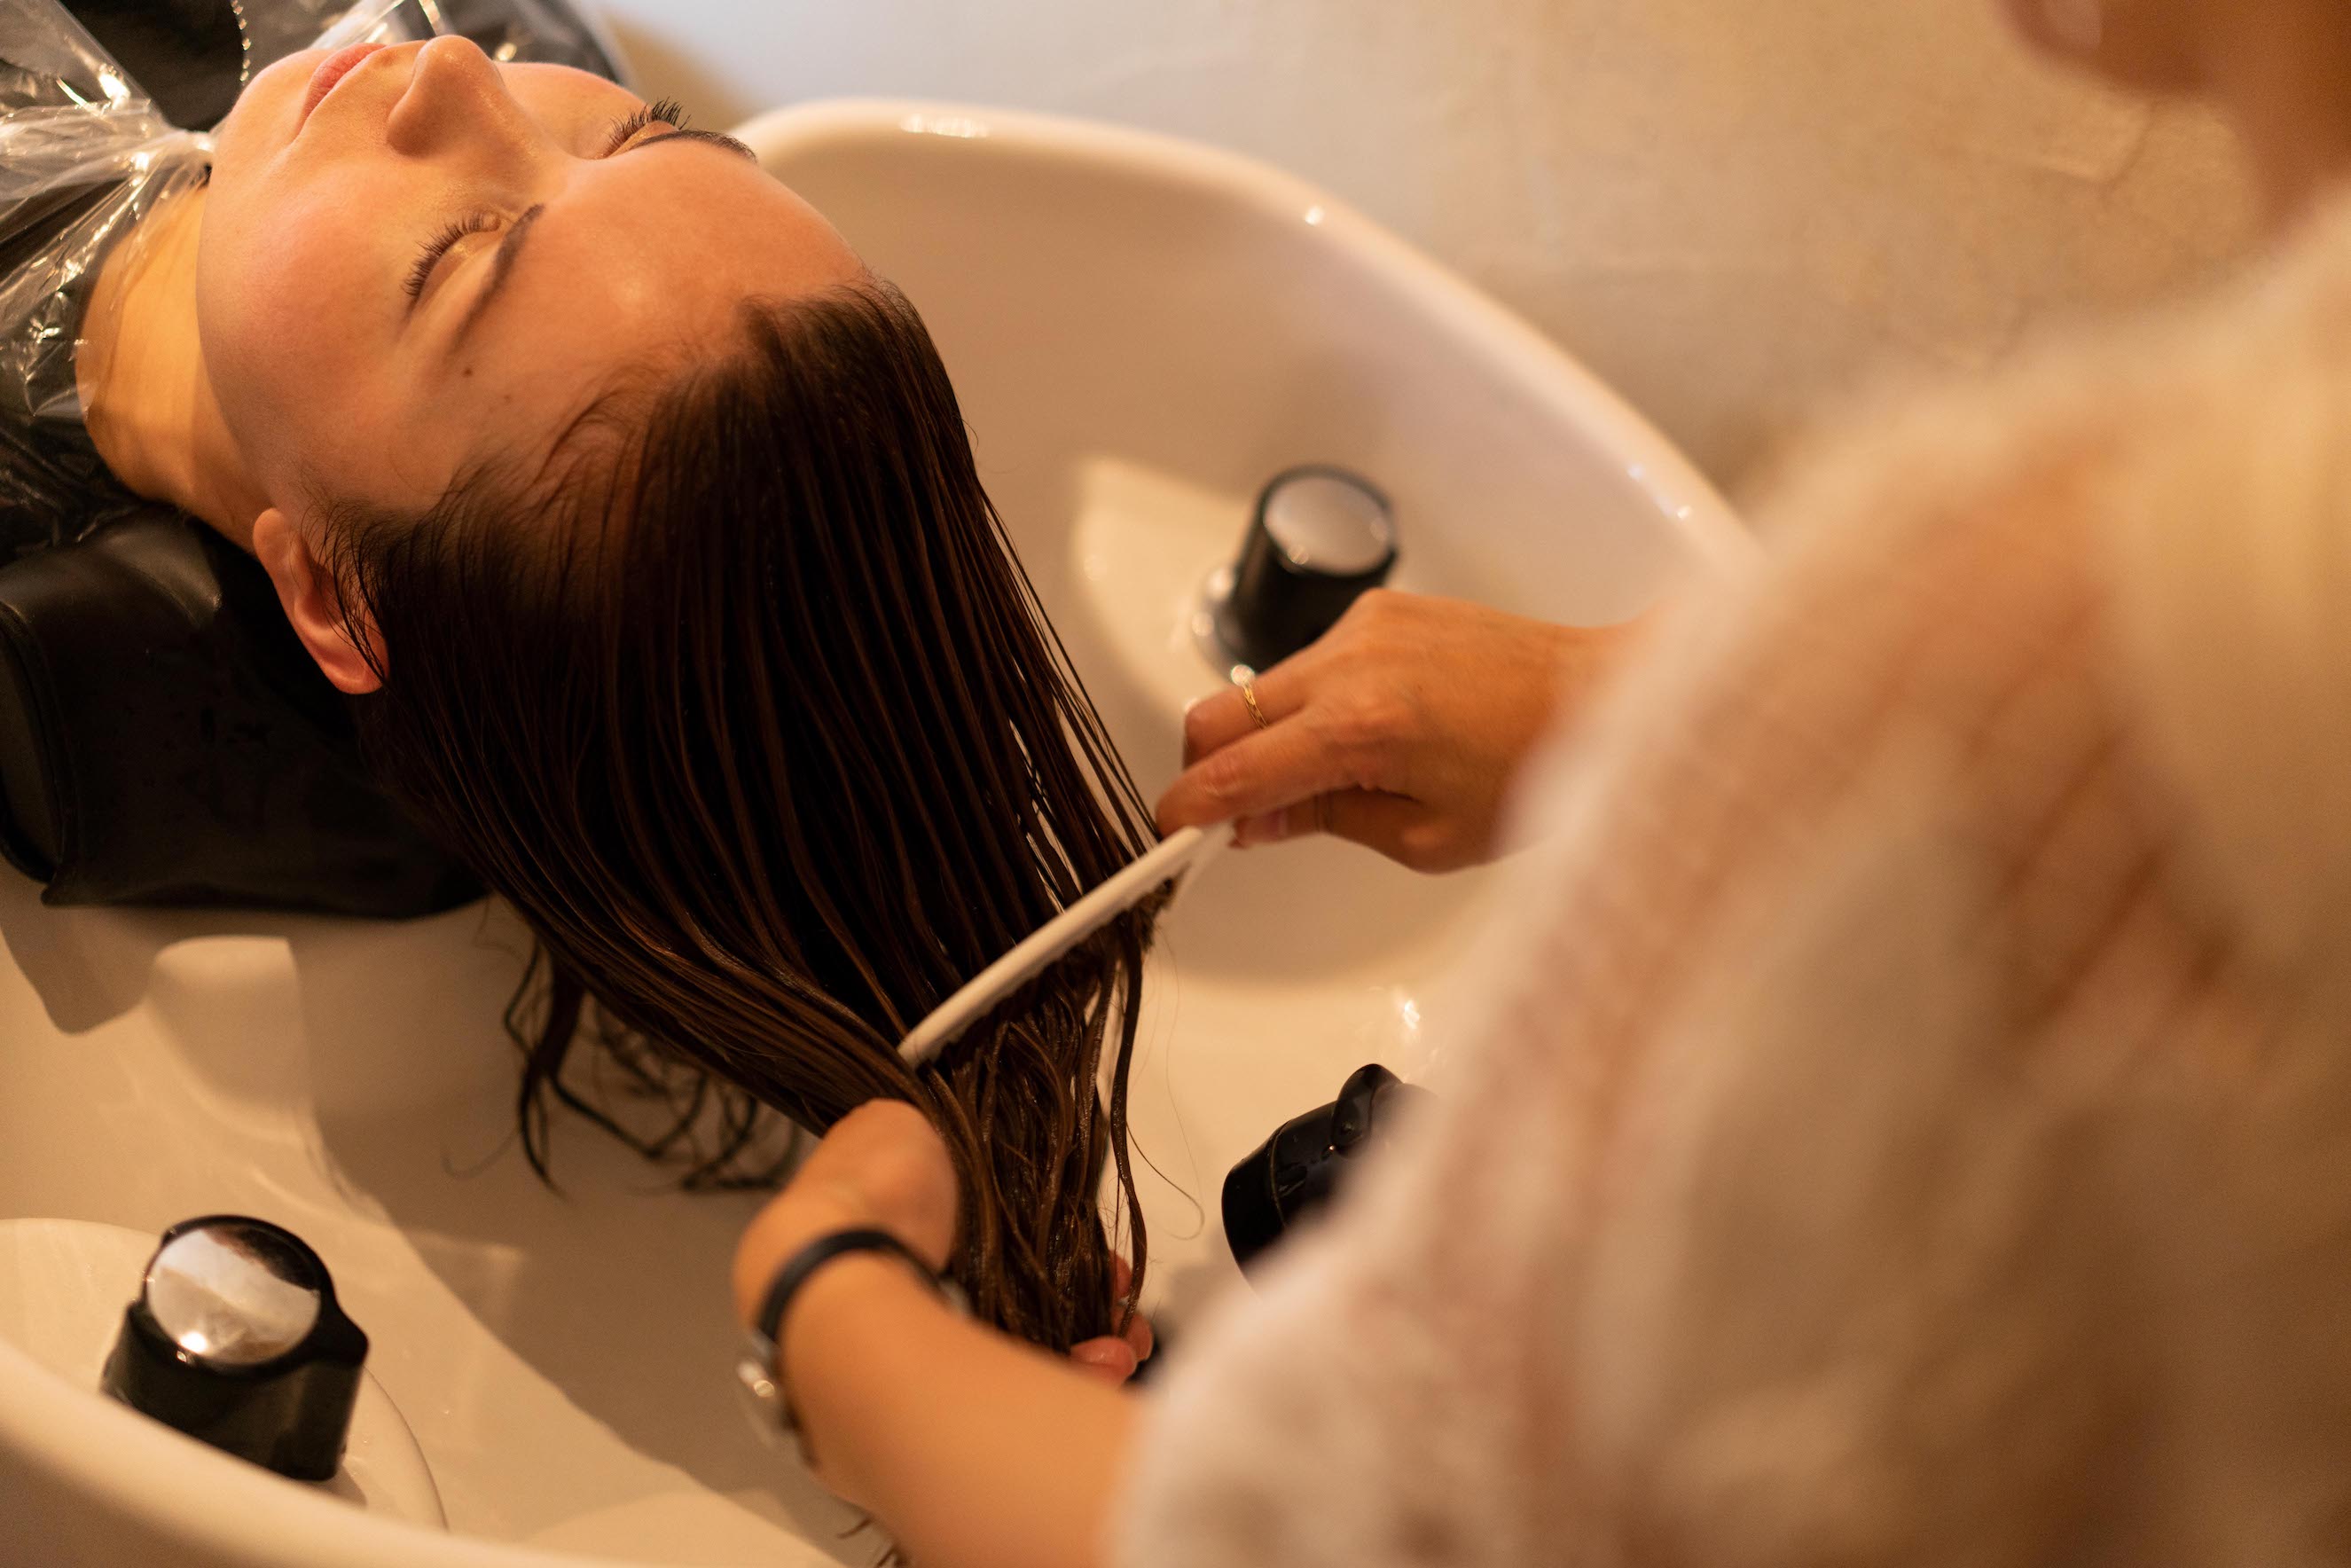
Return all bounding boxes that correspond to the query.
[0,510,478,915]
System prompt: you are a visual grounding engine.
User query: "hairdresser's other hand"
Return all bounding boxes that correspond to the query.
[733,1101,958,1328]
[1156,590,1640,873]
[1068,1257,1155,1384]
[730,1106,1144,1551]
[732,1105,1154,1381]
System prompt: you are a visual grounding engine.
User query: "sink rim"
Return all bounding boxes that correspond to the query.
[0,1325,563,1568]
[735,96,1749,569]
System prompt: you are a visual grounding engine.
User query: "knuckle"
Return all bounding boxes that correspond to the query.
[1331,592,1379,642]
[1321,686,1411,761]
[1332,589,1388,639]
[1352,587,1399,623]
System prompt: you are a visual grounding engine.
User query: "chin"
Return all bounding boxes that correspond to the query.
[1999,0,2201,92]
[1996,0,2050,46]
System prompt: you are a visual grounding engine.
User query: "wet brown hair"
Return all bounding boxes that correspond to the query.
[322,280,1156,1351]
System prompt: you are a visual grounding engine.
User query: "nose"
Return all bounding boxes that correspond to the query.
[383,35,537,161]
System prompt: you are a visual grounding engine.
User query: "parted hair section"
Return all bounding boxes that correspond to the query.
[326,280,1160,1351]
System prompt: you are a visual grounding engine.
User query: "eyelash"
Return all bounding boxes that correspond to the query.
[401,99,689,306]
[403,211,498,302]
[598,96,689,156]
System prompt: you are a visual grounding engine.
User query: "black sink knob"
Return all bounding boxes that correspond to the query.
[1211,467,1399,670]
[101,1216,369,1482]
[1224,1062,1429,1274]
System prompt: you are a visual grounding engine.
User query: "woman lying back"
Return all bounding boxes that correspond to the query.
[76,35,1160,1354]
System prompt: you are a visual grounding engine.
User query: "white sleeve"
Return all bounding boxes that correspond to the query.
[1114,857,1591,1568]
[1106,259,2344,1562]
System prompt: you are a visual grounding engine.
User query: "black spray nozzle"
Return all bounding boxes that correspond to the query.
[1223,1062,1430,1275]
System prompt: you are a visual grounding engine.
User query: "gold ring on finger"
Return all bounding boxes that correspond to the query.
[1230,664,1272,731]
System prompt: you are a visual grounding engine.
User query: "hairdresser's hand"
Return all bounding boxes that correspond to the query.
[729,1107,1146,1556]
[1068,1258,1155,1384]
[733,1103,1154,1385]
[1156,590,1640,873]
[733,1101,959,1327]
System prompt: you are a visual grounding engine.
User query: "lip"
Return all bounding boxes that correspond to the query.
[297,42,387,127]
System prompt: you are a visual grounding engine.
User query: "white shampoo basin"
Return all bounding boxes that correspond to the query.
[0,99,1736,1566]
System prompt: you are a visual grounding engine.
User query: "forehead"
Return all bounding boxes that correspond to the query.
[499,59,639,109]
[413,145,863,484]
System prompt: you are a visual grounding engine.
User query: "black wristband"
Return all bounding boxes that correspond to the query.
[754,1227,940,1349]
[735,1227,958,1464]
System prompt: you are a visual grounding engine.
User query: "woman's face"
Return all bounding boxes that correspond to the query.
[200,37,863,515]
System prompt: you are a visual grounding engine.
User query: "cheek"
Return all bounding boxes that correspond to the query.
[204,51,308,179]
[196,185,390,475]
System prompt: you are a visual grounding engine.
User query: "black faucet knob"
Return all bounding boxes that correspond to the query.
[1211,467,1398,670]
[101,1216,369,1482]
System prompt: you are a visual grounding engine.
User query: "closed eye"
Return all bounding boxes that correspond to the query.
[599,96,688,157]
[598,98,756,161]
[402,98,697,312]
[404,211,499,306]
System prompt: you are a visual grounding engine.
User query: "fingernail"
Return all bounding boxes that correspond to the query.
[1072,1342,1139,1380]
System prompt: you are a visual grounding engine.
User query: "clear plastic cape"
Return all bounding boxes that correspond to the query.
[0,0,615,427]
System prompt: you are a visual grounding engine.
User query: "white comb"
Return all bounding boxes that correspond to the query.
[897,826,1226,1065]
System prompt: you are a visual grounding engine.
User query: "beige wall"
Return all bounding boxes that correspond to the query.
[600,0,2259,487]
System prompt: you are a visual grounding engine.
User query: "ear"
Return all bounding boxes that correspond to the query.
[252,506,383,694]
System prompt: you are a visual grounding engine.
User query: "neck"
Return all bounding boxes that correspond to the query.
[2200,4,2351,233]
[75,186,268,550]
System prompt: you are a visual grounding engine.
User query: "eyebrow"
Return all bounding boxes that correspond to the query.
[445,131,759,352]
[633,126,759,162]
